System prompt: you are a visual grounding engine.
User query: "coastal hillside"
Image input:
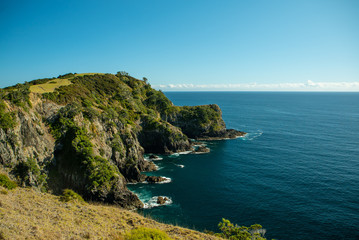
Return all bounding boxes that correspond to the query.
[0,186,221,239]
[0,72,245,208]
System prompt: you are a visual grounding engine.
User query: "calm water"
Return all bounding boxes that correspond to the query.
[129,92,359,240]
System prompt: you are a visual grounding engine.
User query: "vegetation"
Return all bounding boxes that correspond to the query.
[0,99,16,130]
[125,227,172,240]
[48,103,121,199]
[29,78,72,93]
[3,83,31,109]
[60,189,85,203]
[12,158,47,189]
[0,174,17,190]
[214,218,267,240]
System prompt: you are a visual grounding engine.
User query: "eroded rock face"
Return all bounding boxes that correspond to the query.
[167,104,228,139]
[138,118,192,154]
[0,103,55,168]
[0,73,244,209]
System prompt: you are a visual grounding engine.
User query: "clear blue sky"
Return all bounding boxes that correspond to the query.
[1,0,358,91]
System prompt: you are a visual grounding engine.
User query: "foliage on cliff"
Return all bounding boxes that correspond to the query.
[0,99,16,130]
[0,72,235,208]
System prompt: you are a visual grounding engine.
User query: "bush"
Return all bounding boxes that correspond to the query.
[216,218,267,240]
[0,100,16,130]
[125,227,172,240]
[60,189,85,202]
[4,83,31,108]
[12,158,46,188]
[0,174,17,190]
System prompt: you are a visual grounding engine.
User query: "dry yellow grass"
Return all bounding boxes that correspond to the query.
[29,79,72,93]
[29,73,107,93]
[75,73,105,77]
[0,187,221,240]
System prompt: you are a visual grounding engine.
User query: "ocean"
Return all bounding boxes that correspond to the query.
[128,92,359,240]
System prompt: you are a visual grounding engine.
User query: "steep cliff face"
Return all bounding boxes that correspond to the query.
[0,72,244,208]
[139,115,192,154]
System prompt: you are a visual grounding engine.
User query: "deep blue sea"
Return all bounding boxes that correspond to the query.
[129,92,359,240]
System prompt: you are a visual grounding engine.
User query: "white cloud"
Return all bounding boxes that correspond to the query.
[154,80,359,91]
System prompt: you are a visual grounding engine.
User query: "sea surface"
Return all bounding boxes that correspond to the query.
[128,92,359,240]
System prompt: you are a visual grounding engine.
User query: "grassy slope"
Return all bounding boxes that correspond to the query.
[0,187,221,240]
[28,73,105,93]
[29,78,72,93]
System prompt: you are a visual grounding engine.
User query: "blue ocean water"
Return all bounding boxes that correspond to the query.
[128,92,359,240]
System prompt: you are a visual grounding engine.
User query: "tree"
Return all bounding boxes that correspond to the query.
[216,218,267,240]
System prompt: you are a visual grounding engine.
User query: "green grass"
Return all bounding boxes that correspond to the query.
[29,78,72,93]
[0,174,17,190]
[125,227,172,240]
[60,189,85,203]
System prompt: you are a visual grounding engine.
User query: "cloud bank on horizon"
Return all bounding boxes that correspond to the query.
[155,80,359,91]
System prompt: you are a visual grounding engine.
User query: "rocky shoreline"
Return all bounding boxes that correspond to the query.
[132,130,246,207]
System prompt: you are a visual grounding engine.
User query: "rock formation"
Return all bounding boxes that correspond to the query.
[0,72,244,208]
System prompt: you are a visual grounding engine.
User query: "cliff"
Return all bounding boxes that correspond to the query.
[0,72,245,209]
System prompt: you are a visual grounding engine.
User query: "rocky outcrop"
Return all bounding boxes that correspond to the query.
[192,145,210,154]
[167,104,245,140]
[149,154,160,160]
[138,116,192,154]
[196,129,246,140]
[157,196,169,205]
[0,105,55,168]
[146,176,169,183]
[0,72,244,209]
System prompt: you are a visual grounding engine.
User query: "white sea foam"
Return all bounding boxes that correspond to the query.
[156,165,163,171]
[179,151,192,155]
[144,155,164,161]
[158,177,172,184]
[176,164,185,168]
[169,153,180,158]
[170,150,192,157]
[143,176,172,184]
[193,143,207,147]
[241,131,263,141]
[152,163,160,170]
[143,196,173,209]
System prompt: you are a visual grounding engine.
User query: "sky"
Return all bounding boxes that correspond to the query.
[0,0,358,91]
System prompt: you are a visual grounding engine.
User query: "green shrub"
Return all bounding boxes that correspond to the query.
[60,189,85,202]
[216,218,267,240]
[0,174,17,190]
[125,227,172,240]
[0,189,8,194]
[0,100,16,130]
[4,83,31,108]
[12,158,46,188]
